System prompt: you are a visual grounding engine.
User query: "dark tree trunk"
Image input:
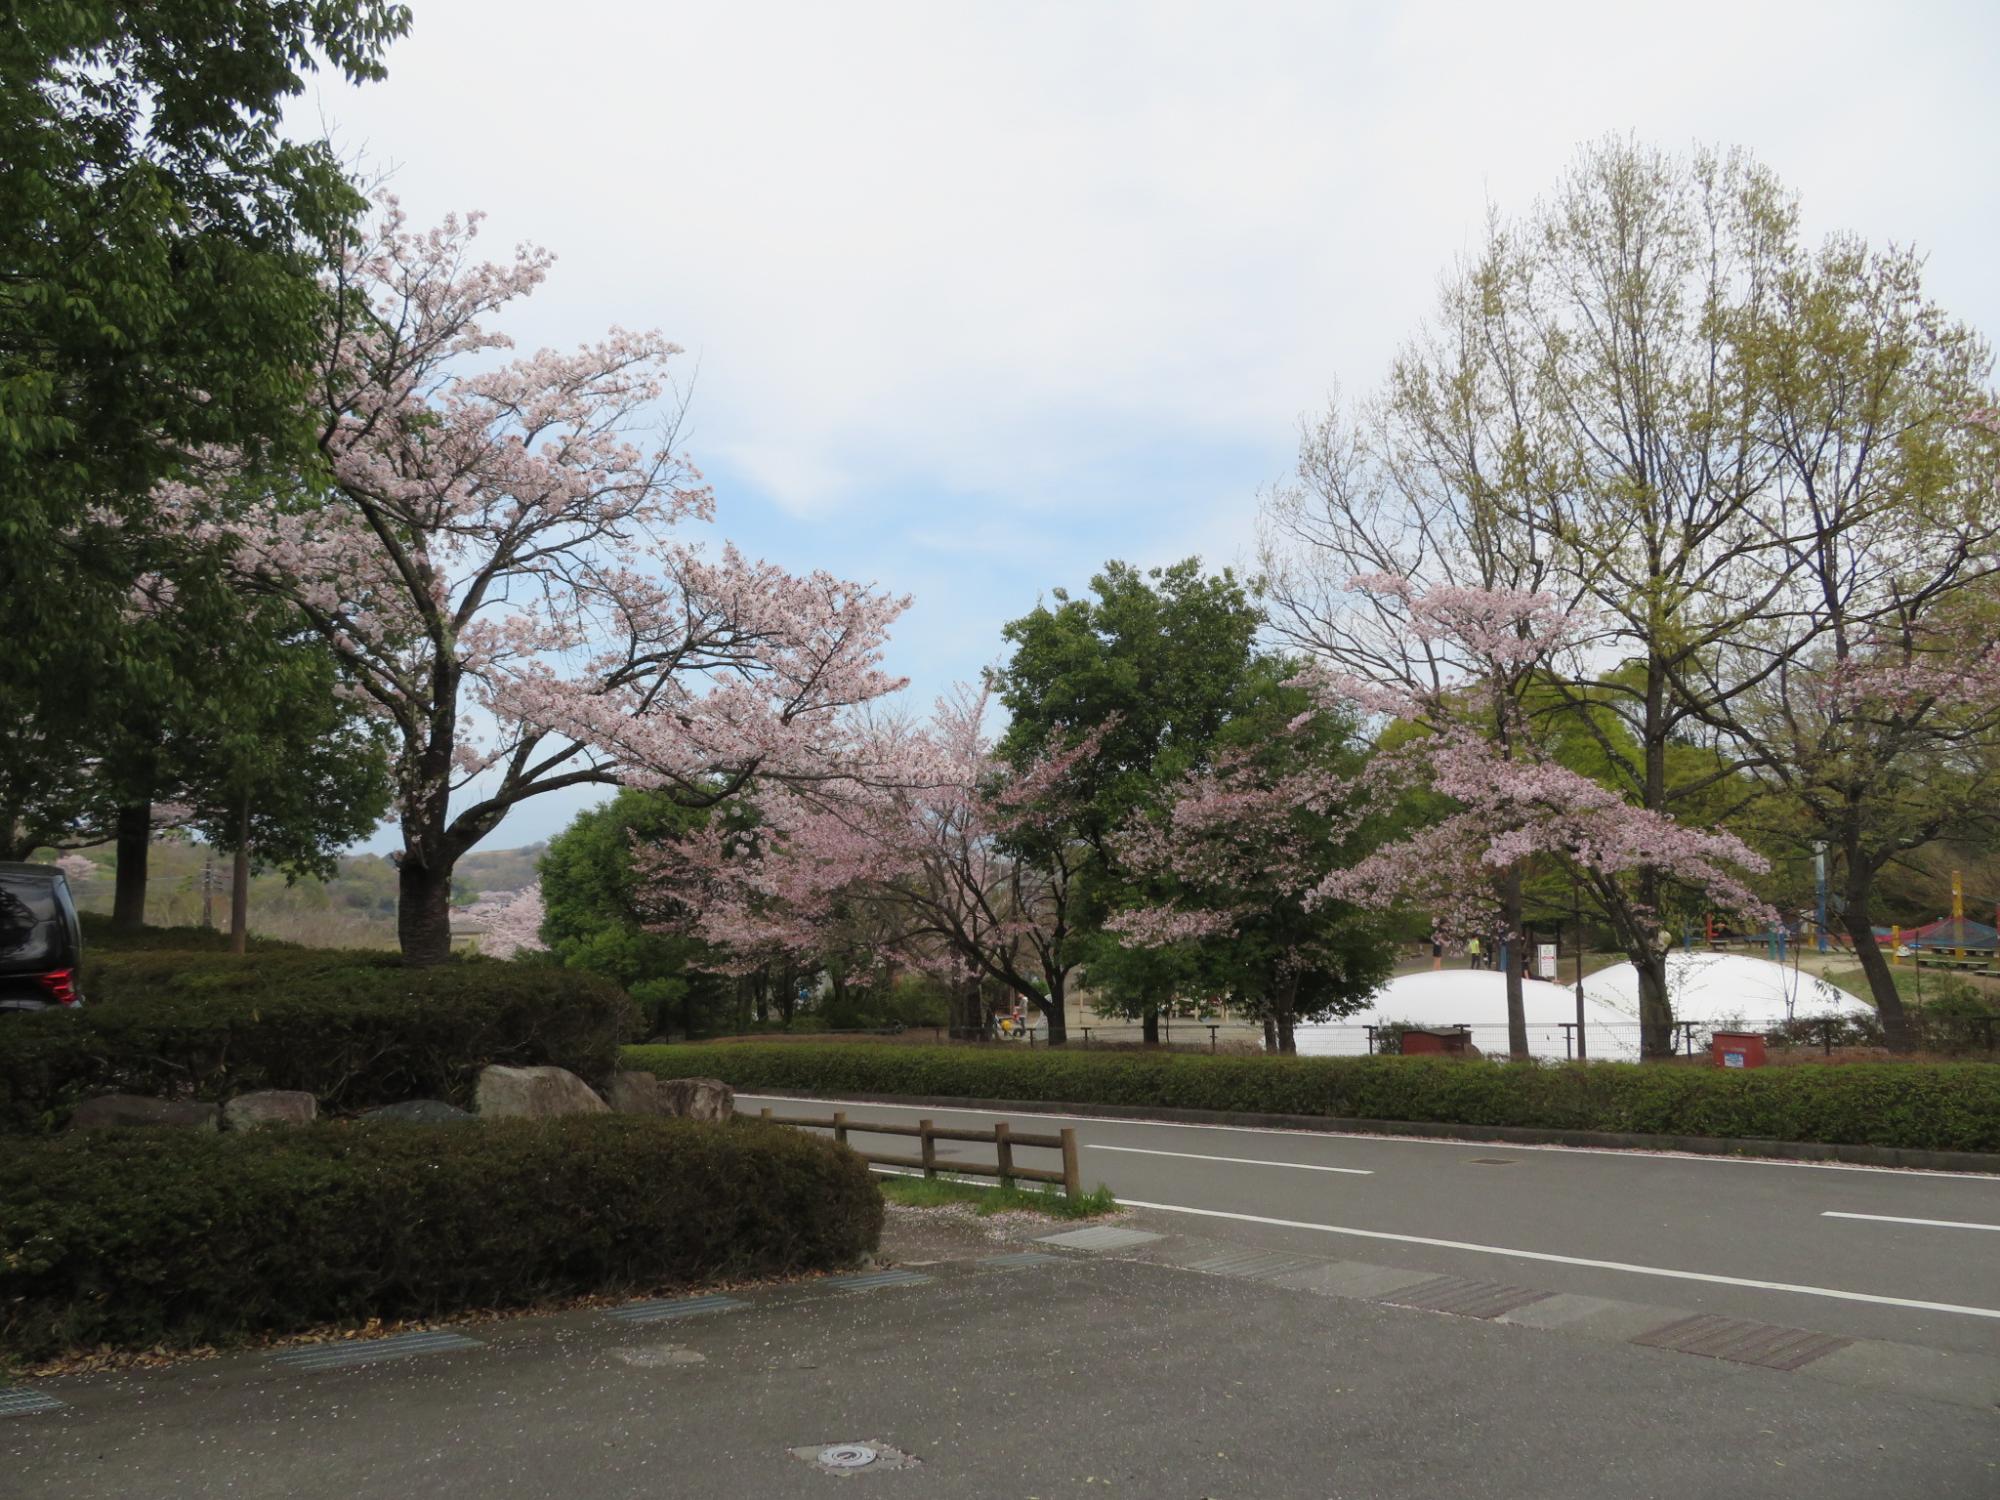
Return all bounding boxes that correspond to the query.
[1842,892,1910,1052]
[1142,1005,1160,1046]
[1501,870,1528,1061]
[1263,1014,1277,1053]
[1042,977,1068,1045]
[949,978,983,1040]
[1635,947,1673,1058]
[229,792,251,955]
[396,858,456,966]
[1274,971,1299,1055]
[112,802,150,931]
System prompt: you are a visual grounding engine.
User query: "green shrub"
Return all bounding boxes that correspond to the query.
[0,949,642,1130]
[0,1116,880,1361]
[624,1042,2000,1154]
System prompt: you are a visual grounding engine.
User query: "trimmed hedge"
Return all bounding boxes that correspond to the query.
[0,1116,881,1362]
[77,913,300,953]
[0,949,642,1130]
[625,1042,2000,1154]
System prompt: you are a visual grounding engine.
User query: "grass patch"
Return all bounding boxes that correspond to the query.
[876,1173,1118,1220]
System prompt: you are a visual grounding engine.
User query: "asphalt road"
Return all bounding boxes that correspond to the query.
[740,1093,2000,1358]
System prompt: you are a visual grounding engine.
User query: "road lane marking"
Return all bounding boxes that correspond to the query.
[1821,1211,2000,1233]
[734,1094,2000,1180]
[1114,1198,2000,1323]
[1087,1144,1372,1175]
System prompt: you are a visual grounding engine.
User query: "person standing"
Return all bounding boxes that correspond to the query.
[1466,935,1482,970]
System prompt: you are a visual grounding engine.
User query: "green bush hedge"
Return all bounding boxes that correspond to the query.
[77,913,300,953]
[0,1116,881,1362]
[624,1042,2000,1154]
[0,949,642,1130]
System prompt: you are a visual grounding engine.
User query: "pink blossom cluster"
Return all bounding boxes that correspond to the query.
[460,882,547,959]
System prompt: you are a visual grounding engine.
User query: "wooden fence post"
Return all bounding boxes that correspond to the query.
[1060,1127,1080,1200]
[920,1119,937,1179]
[833,1110,848,1149]
[759,1107,773,1121]
[994,1121,1014,1190]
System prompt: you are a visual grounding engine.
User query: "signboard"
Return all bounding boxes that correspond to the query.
[1536,942,1558,980]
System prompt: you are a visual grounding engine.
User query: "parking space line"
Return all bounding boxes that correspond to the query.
[1116,1197,2000,1322]
[1087,1144,1372,1175]
[1821,1211,2000,1233]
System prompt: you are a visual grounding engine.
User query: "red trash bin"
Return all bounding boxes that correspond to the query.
[1711,1030,1767,1069]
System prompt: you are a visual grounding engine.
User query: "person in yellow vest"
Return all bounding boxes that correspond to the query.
[1466,935,1482,970]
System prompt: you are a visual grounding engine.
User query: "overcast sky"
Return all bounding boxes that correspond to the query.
[289,0,2000,858]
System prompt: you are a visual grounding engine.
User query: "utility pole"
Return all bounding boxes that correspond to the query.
[1571,872,1586,1062]
[201,853,215,929]
[1813,841,1829,954]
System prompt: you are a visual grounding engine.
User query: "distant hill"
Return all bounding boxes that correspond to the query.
[454,843,545,896]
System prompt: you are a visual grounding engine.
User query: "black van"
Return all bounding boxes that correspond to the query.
[0,862,84,1013]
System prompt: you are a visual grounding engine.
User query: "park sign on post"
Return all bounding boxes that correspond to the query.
[1536,943,1558,980]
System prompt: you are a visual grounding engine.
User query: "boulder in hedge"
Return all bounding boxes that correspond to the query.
[475,1065,609,1119]
[223,1091,318,1130]
[362,1099,475,1125]
[67,1095,220,1131]
[607,1071,733,1122]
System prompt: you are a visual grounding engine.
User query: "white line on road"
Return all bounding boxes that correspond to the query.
[1821,1211,2000,1233]
[733,1094,2000,1180]
[1087,1144,1372,1175]
[1116,1198,2000,1323]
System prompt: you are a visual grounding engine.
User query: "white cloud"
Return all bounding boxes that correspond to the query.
[304,0,2000,851]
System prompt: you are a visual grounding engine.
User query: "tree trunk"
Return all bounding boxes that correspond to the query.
[111,802,150,931]
[1635,947,1673,1058]
[1142,1005,1160,1046]
[1042,977,1068,1045]
[1274,971,1299,1055]
[1501,870,1528,1061]
[396,858,456,966]
[229,792,251,955]
[1263,1014,1277,1053]
[1841,892,1910,1052]
[949,978,983,1040]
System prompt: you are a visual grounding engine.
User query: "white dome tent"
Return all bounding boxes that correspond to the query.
[1291,970,1643,1062]
[1581,951,1872,1029]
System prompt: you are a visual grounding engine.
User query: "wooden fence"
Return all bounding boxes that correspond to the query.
[756,1106,1082,1199]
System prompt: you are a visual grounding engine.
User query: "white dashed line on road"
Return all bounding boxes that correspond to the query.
[1821,1211,2000,1233]
[1115,1198,2000,1323]
[1086,1144,1373,1174]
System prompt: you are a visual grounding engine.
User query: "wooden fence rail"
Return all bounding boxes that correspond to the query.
[757,1107,1082,1199]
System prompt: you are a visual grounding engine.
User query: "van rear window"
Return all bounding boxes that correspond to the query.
[0,876,60,964]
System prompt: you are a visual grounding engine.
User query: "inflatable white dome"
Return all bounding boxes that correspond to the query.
[1581,951,1872,1027]
[1292,969,1641,1062]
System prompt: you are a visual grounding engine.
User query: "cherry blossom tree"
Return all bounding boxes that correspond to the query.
[463,882,547,960]
[1104,696,1396,1054]
[170,205,907,962]
[640,689,1101,1042]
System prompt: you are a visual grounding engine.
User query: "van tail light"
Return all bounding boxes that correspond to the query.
[38,969,78,1006]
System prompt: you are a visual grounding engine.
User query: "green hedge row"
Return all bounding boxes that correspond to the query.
[0,950,642,1130]
[0,1116,881,1362]
[624,1043,2000,1154]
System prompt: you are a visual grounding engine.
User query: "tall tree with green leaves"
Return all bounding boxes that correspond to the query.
[988,559,1268,1040]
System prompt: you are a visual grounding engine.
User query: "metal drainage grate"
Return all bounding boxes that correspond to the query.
[606,1294,749,1324]
[977,1252,1061,1272]
[0,1388,64,1418]
[269,1330,484,1372]
[1380,1275,1553,1321]
[791,1440,921,1473]
[1035,1225,1163,1252]
[1187,1249,1326,1283]
[1631,1314,1853,1372]
[821,1269,934,1293]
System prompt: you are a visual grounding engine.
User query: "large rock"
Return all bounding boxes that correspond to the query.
[67,1094,220,1132]
[608,1071,734,1123]
[223,1090,318,1130]
[473,1065,609,1119]
[361,1099,475,1125]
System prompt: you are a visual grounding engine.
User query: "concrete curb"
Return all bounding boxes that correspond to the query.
[740,1088,2000,1174]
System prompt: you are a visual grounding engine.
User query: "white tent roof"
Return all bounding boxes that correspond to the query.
[1293,969,1641,1061]
[1582,952,1872,1026]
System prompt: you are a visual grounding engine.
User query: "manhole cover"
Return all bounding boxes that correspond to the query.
[789,1440,921,1473]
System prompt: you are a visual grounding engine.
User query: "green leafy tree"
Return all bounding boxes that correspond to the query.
[540,790,736,1037]
[988,559,1269,1039]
